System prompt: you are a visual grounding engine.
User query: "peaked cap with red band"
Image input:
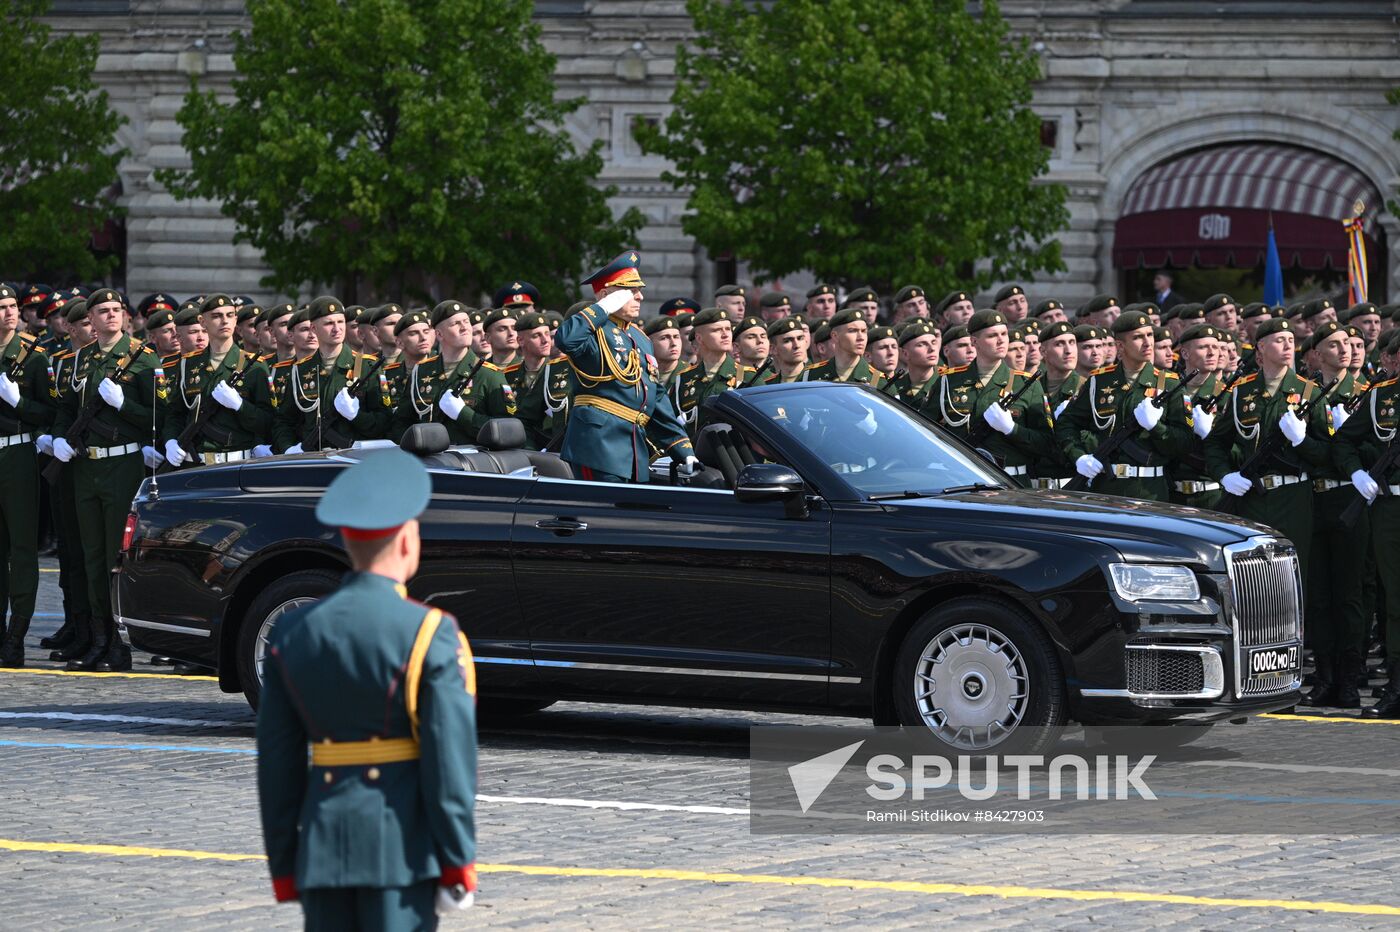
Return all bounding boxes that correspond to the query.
[315,447,432,541]
[583,251,646,296]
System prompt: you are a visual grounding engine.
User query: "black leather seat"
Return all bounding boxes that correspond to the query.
[469,418,573,478]
[695,423,756,489]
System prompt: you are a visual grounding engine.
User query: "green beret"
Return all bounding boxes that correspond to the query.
[812,321,832,343]
[366,303,403,325]
[967,309,1008,334]
[1255,316,1298,340]
[894,285,925,304]
[393,308,432,336]
[262,302,295,324]
[897,319,938,346]
[237,304,261,323]
[1040,321,1075,342]
[197,292,233,315]
[1176,303,1206,322]
[935,290,971,315]
[690,307,731,329]
[287,306,313,328]
[714,284,746,299]
[1378,304,1400,321]
[767,316,804,339]
[1239,302,1271,320]
[430,300,469,327]
[869,325,897,344]
[1152,326,1171,342]
[644,316,681,336]
[64,299,90,324]
[1033,299,1064,318]
[543,311,563,330]
[994,284,1025,303]
[1177,324,1220,345]
[1345,324,1362,339]
[145,307,177,330]
[0,284,15,301]
[344,304,367,323]
[514,311,549,332]
[484,306,519,330]
[88,287,123,308]
[843,286,877,306]
[1111,310,1153,334]
[736,315,766,336]
[1160,304,1183,322]
[805,283,835,299]
[1283,302,1305,318]
[941,324,969,343]
[759,291,792,310]
[829,306,871,329]
[1301,298,1334,320]
[673,311,696,329]
[467,309,486,327]
[173,306,201,327]
[1072,324,1104,343]
[1006,323,1028,344]
[1138,302,1161,317]
[1343,302,1380,323]
[306,295,345,321]
[1022,318,1041,334]
[1080,294,1119,317]
[1202,293,1235,313]
[1304,320,1345,351]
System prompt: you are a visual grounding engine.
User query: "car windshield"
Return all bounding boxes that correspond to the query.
[742,384,1008,497]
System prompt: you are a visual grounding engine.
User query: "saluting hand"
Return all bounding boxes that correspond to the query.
[98,377,124,411]
[211,380,243,412]
[0,372,19,408]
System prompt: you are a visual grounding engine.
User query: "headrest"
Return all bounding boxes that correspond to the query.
[476,418,527,451]
[399,422,450,457]
[695,423,737,470]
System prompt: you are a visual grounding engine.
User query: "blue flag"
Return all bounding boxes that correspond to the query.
[1263,222,1284,305]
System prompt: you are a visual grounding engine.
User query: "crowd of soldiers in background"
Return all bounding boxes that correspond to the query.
[1,275,1398,716]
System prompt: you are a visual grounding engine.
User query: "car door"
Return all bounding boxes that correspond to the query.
[411,469,540,695]
[513,475,833,706]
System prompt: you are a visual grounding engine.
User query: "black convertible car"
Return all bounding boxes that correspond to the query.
[114,382,1302,751]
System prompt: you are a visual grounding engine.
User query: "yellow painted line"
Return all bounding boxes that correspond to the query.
[0,667,217,682]
[40,568,58,572]
[1263,713,1399,725]
[1,838,1397,916]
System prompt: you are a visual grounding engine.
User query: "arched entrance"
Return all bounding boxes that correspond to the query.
[1113,143,1385,305]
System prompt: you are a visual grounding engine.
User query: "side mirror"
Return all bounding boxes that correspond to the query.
[734,463,808,518]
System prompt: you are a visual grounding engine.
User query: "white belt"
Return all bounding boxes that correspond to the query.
[1109,464,1163,478]
[0,432,32,449]
[1004,465,1028,476]
[1313,479,1350,493]
[1028,477,1065,490]
[201,449,252,465]
[1257,472,1308,490]
[86,442,140,460]
[1173,480,1219,494]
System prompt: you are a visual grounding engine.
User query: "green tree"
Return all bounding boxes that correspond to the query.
[0,0,127,281]
[639,0,1067,295]
[161,0,641,303]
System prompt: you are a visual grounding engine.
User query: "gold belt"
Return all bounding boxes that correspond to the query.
[310,736,419,767]
[575,394,650,427]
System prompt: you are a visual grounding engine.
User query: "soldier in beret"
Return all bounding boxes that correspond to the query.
[674,310,698,365]
[883,320,940,412]
[503,311,572,450]
[714,284,747,324]
[1005,323,1029,374]
[393,301,515,448]
[810,321,833,362]
[935,290,975,329]
[261,303,298,364]
[235,303,262,353]
[1034,299,1068,326]
[733,315,770,374]
[343,305,366,352]
[803,284,837,322]
[758,291,793,324]
[808,308,883,386]
[1344,303,1384,376]
[941,324,974,369]
[843,287,879,320]
[1346,325,1369,384]
[762,316,813,384]
[482,307,522,370]
[678,307,751,438]
[866,324,900,383]
[1081,294,1123,331]
[175,303,210,356]
[890,286,928,327]
[367,305,404,369]
[1030,320,1081,490]
[994,284,1029,323]
[645,316,692,412]
[464,309,490,362]
[1152,325,1174,370]
[1168,324,1228,511]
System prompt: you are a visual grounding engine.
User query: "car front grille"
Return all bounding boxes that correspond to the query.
[1224,537,1304,698]
[1124,645,1222,699]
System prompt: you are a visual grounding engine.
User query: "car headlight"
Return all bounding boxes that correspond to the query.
[1107,563,1200,602]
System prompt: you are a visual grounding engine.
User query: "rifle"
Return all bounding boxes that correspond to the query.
[1341,431,1400,528]
[42,347,145,484]
[156,362,256,474]
[966,370,1043,452]
[1344,370,1390,414]
[878,368,907,397]
[4,339,35,382]
[742,357,773,387]
[1197,365,1249,415]
[1064,369,1198,492]
[1218,377,1338,515]
[441,355,487,406]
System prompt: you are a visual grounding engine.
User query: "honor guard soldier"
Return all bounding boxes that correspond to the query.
[1034,299,1069,327]
[645,315,690,401]
[935,290,975,329]
[0,284,54,666]
[678,307,752,438]
[883,319,941,411]
[803,283,837,322]
[933,309,1052,480]
[1166,324,1227,510]
[383,308,433,428]
[1030,320,1081,490]
[481,307,522,370]
[890,285,928,326]
[763,316,814,384]
[713,284,747,323]
[758,291,793,323]
[555,251,697,482]
[808,307,885,385]
[1056,303,1191,501]
[161,294,275,469]
[503,311,572,449]
[267,307,315,453]
[394,300,515,447]
[994,284,1029,323]
[257,448,478,927]
[867,325,900,383]
[734,315,770,372]
[48,288,165,671]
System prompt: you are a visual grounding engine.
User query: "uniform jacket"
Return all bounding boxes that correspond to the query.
[0,332,53,435]
[678,355,755,440]
[935,360,1053,469]
[274,346,391,452]
[51,334,163,450]
[808,356,886,387]
[1334,375,1399,484]
[884,369,940,415]
[393,350,515,446]
[161,346,272,453]
[1204,369,1331,481]
[1055,362,1190,468]
[504,354,572,449]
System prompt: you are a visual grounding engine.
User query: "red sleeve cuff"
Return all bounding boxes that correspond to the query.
[271,875,299,902]
[440,863,478,891]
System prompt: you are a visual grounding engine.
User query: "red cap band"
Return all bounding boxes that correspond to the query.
[340,525,401,541]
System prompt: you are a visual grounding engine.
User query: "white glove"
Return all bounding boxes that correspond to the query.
[1133,398,1163,431]
[982,402,1015,436]
[1329,403,1350,430]
[98,377,124,411]
[1075,454,1103,479]
[141,445,165,469]
[1352,469,1380,503]
[856,406,878,436]
[1222,471,1253,497]
[164,438,188,467]
[333,387,360,421]
[285,443,304,455]
[676,455,701,477]
[438,389,466,421]
[0,372,18,407]
[211,380,243,412]
[1279,409,1307,447]
[51,437,75,462]
[1191,408,1215,439]
[1054,399,1070,418]
[36,434,53,455]
[252,444,273,458]
[595,288,632,316]
[435,885,474,915]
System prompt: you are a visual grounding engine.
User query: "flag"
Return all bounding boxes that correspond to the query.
[1263,218,1284,306]
[1344,209,1369,305]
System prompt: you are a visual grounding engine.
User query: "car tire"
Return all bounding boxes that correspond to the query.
[892,596,1066,754]
[237,569,342,711]
[478,697,557,719]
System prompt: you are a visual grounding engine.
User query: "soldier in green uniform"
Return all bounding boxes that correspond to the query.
[481,307,521,370]
[263,302,298,365]
[758,291,794,324]
[1033,298,1068,327]
[733,315,770,373]
[883,319,940,411]
[1164,324,1226,510]
[866,324,900,384]
[258,448,478,927]
[1030,320,1081,490]
[1056,303,1191,501]
[761,316,812,385]
[49,288,164,671]
[646,316,692,420]
[803,284,837,323]
[932,309,1053,480]
[941,324,973,369]
[1205,316,1331,582]
[808,307,884,386]
[935,290,975,329]
[503,311,572,449]
[394,301,515,447]
[678,307,752,438]
[0,285,54,665]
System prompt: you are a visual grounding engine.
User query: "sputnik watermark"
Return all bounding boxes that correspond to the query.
[865,753,1157,802]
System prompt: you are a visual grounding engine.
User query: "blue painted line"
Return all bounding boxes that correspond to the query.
[0,738,255,756]
[32,613,64,619]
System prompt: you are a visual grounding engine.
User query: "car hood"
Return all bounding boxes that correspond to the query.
[885,488,1275,568]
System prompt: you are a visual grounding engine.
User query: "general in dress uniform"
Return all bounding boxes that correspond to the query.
[257,448,478,929]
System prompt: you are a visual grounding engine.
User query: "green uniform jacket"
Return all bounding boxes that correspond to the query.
[0,333,54,434]
[273,347,392,452]
[1033,370,1087,481]
[268,358,299,452]
[1055,363,1191,469]
[807,356,886,387]
[933,361,1053,470]
[1334,375,1400,484]
[678,355,755,440]
[761,364,817,385]
[1203,369,1332,482]
[1309,373,1356,482]
[503,354,572,449]
[51,335,163,450]
[393,350,515,446]
[257,572,477,893]
[883,369,940,415]
[161,347,273,454]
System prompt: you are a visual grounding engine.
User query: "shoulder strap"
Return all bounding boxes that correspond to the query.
[405,608,444,743]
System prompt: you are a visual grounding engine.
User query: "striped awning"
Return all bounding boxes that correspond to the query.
[1115,143,1382,270]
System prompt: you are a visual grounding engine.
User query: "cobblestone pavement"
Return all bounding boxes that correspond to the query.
[3,559,1398,929]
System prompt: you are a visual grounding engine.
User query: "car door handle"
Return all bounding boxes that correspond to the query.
[535,518,588,534]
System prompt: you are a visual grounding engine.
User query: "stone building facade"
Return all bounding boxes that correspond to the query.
[49,0,1400,308]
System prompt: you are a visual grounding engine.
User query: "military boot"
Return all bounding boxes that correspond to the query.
[1365,674,1400,719]
[64,615,109,672]
[1301,655,1339,707]
[51,613,92,662]
[39,615,78,651]
[0,618,30,668]
[1335,650,1363,710]
[94,624,132,673]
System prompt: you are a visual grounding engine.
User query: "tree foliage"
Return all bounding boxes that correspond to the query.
[639,0,1068,294]
[161,0,642,303]
[0,0,127,281]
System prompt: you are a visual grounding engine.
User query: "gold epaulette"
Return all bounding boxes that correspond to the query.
[421,354,441,365]
[1013,369,1035,378]
[384,360,402,371]
[141,345,157,356]
[502,361,522,374]
[182,349,202,359]
[482,361,502,372]
[56,350,75,361]
[355,352,379,363]
[1377,376,1399,388]
[257,352,276,363]
[1090,364,1117,376]
[944,363,970,374]
[1163,370,1180,380]
[549,354,569,364]
[295,353,317,365]
[1234,372,1258,385]
[271,358,294,369]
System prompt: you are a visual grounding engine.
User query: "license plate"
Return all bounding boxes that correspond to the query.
[1247,644,1299,679]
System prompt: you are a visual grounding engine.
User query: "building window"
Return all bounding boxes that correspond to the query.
[1040,119,1058,150]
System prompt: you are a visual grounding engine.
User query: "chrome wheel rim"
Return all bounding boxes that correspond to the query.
[913,623,1029,750]
[253,597,317,686]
